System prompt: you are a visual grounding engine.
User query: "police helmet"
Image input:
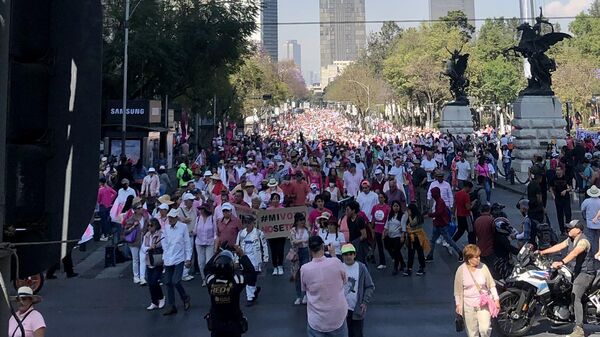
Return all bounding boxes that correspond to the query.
[213,250,235,279]
[494,217,513,235]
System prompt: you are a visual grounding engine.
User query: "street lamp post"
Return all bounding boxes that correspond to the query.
[121,0,130,157]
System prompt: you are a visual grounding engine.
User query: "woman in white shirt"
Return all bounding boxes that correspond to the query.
[323,220,346,260]
[383,200,406,276]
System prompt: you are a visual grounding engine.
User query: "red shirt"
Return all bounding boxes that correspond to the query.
[289,180,310,206]
[474,214,495,257]
[429,198,450,227]
[454,190,471,217]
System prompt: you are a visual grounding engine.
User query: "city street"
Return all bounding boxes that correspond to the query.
[33,185,600,337]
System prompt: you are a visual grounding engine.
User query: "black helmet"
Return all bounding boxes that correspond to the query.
[213,250,234,279]
[494,217,512,235]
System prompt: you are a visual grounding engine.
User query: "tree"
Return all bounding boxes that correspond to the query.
[325,63,390,124]
[361,21,403,75]
[229,51,289,118]
[552,45,600,125]
[569,1,600,63]
[383,23,465,125]
[469,18,524,106]
[102,0,259,117]
[278,61,309,100]
[439,10,475,42]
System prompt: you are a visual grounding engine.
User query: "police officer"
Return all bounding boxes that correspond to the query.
[539,220,596,337]
[204,245,253,337]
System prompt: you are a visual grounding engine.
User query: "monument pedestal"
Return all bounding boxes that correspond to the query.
[439,104,474,138]
[511,95,567,181]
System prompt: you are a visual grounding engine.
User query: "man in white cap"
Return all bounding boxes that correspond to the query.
[178,193,198,281]
[116,178,137,206]
[141,167,160,210]
[162,208,192,315]
[582,185,600,252]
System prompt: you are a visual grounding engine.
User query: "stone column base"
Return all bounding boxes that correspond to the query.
[439,104,474,139]
[511,95,567,178]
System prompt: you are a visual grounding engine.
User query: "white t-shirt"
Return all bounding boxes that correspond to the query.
[356,191,379,221]
[323,231,346,256]
[456,160,471,181]
[388,165,405,185]
[344,262,360,311]
[421,158,437,182]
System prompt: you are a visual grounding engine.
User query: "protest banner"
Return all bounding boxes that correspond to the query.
[256,206,306,239]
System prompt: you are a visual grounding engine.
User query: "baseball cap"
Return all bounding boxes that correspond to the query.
[566,220,584,230]
[341,244,356,255]
[182,193,195,201]
[167,209,179,218]
[158,203,170,210]
[221,202,233,211]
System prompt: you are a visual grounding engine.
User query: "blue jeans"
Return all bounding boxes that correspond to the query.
[295,247,309,298]
[484,179,491,202]
[307,322,347,337]
[426,225,462,259]
[164,262,188,307]
[98,205,111,236]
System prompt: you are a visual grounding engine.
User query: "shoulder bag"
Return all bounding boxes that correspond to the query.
[147,237,164,267]
[466,265,499,318]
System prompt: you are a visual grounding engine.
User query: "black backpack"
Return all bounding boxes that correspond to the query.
[469,187,482,210]
[182,169,192,182]
[535,221,558,250]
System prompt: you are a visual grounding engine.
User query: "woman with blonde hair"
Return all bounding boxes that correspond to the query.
[454,244,500,337]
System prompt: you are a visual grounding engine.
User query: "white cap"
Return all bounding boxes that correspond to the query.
[158,203,170,210]
[167,209,179,218]
[204,170,212,177]
[148,167,156,173]
[182,193,195,201]
[221,202,233,211]
[310,183,318,189]
[374,168,383,175]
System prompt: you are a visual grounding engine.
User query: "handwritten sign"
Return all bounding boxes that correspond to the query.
[234,205,306,239]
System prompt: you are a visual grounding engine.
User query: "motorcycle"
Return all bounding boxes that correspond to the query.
[494,244,600,337]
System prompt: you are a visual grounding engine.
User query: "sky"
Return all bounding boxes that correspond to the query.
[277,0,593,83]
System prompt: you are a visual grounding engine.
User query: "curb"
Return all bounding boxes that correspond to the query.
[494,180,527,196]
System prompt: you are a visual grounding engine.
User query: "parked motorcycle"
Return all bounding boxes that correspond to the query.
[494,244,600,337]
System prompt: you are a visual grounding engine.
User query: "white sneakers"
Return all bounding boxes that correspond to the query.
[146,303,158,310]
[148,298,166,310]
[158,298,165,309]
[301,295,307,304]
[139,279,147,286]
[376,265,387,270]
[99,235,109,242]
[182,275,194,282]
[293,298,302,305]
[272,266,284,276]
[133,277,141,284]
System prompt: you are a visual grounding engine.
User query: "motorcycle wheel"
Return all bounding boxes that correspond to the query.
[494,291,532,337]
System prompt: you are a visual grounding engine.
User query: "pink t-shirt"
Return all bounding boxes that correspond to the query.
[371,204,390,234]
[475,164,489,178]
[301,256,348,332]
[8,308,45,337]
[458,265,499,308]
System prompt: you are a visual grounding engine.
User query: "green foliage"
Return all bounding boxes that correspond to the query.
[360,21,403,75]
[325,63,390,118]
[439,10,475,42]
[469,18,523,105]
[102,0,259,117]
[229,51,290,117]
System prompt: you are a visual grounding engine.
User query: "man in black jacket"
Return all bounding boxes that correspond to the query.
[204,245,253,337]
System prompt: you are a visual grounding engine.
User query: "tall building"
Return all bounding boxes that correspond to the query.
[251,0,278,61]
[282,40,302,70]
[428,0,475,24]
[320,61,353,88]
[319,0,366,68]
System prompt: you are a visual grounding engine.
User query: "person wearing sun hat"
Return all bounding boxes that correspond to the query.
[583,185,600,252]
[8,286,46,337]
[259,178,284,209]
[340,243,375,337]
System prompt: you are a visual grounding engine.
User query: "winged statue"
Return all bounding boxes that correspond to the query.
[442,47,470,105]
[506,7,571,95]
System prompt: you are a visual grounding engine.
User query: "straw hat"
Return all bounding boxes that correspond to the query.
[10,287,42,303]
[211,174,222,181]
[157,195,174,205]
[588,185,600,198]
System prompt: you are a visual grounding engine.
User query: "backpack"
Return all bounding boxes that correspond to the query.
[535,222,558,250]
[469,187,482,210]
[182,168,192,182]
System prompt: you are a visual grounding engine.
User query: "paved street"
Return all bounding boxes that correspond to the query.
[32,185,600,337]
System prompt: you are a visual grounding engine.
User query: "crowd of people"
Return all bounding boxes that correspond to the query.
[92,107,600,337]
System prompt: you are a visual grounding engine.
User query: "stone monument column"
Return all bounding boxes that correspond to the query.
[440,104,474,139]
[507,8,571,180]
[439,49,474,139]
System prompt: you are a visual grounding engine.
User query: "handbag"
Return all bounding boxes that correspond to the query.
[466,265,499,318]
[147,237,164,267]
[286,248,298,262]
[455,314,464,332]
[124,227,139,243]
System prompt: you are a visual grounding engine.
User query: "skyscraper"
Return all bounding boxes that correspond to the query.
[428,0,475,24]
[251,0,278,61]
[282,40,302,70]
[319,0,366,68]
